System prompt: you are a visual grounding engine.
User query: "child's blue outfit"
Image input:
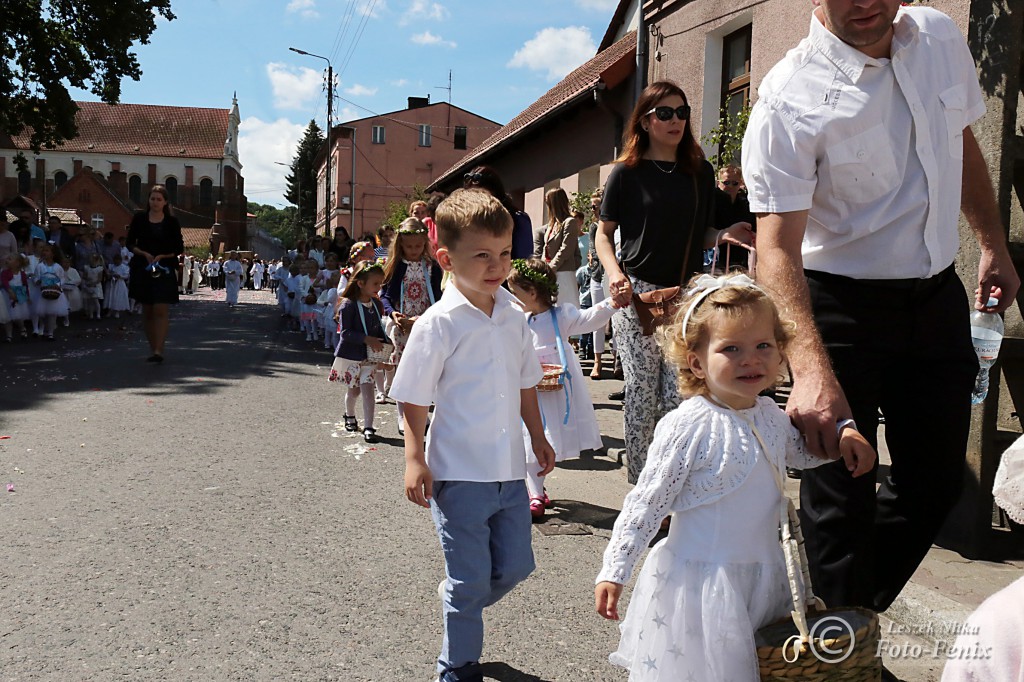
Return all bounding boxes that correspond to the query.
[389,284,543,680]
[597,395,828,681]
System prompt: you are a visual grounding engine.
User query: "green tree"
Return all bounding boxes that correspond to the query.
[285,120,323,238]
[381,185,430,228]
[1,1,175,156]
[700,95,752,171]
[248,202,299,249]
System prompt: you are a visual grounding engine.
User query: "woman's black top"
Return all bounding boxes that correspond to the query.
[601,159,715,288]
[126,211,184,304]
[126,212,184,268]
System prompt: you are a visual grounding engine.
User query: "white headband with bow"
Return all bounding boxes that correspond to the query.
[681,272,762,332]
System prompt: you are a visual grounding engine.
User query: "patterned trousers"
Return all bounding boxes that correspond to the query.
[615,276,682,484]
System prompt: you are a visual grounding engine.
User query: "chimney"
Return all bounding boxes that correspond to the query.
[73,159,83,175]
[35,158,45,182]
[407,96,430,110]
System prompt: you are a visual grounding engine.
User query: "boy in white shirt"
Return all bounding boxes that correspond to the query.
[390,189,555,682]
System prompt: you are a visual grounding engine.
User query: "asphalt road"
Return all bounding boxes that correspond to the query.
[0,288,638,682]
[0,287,946,681]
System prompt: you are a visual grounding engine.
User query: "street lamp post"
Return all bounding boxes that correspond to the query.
[289,46,332,238]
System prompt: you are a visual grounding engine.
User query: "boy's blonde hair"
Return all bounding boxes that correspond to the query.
[658,273,795,398]
[434,188,513,249]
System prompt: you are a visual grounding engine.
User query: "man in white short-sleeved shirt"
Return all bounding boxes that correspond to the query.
[742,0,1019,626]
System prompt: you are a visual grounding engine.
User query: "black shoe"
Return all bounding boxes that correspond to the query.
[786,467,802,480]
[343,415,358,432]
[608,389,625,401]
[146,354,164,363]
[613,364,623,381]
[363,427,377,443]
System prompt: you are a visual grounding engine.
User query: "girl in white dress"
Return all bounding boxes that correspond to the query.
[1,254,31,340]
[222,252,245,306]
[33,243,69,339]
[82,253,105,320]
[506,257,621,518]
[60,256,83,323]
[105,254,131,316]
[595,273,876,682]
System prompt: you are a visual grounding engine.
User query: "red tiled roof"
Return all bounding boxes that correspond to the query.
[431,31,637,189]
[8,102,229,159]
[181,227,212,249]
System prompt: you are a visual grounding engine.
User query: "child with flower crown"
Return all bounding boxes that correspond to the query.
[380,217,443,434]
[507,257,622,518]
[595,273,876,681]
[329,259,391,443]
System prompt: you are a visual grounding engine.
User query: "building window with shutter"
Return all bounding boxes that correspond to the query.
[199,178,213,206]
[372,126,385,144]
[54,171,68,189]
[418,124,431,147]
[129,175,142,204]
[165,177,178,204]
[91,213,104,231]
[454,126,467,150]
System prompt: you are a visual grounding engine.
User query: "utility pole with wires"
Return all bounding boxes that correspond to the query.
[435,70,452,131]
[290,46,333,237]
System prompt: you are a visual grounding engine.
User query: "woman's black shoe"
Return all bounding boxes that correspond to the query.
[608,389,625,401]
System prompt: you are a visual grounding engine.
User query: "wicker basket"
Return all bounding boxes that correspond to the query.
[365,342,394,367]
[757,607,880,681]
[537,363,565,392]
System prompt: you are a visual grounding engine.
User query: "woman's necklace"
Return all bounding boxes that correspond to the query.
[650,159,677,174]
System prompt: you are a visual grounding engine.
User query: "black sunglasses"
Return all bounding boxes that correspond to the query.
[464,172,485,183]
[646,105,691,122]
[721,181,741,187]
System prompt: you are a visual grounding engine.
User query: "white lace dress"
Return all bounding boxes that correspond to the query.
[597,395,828,681]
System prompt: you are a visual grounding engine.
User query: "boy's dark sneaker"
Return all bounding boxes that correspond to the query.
[435,662,483,682]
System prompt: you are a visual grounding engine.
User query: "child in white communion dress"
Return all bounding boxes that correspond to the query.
[595,274,876,681]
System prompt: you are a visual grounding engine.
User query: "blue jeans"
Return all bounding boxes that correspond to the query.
[430,479,535,673]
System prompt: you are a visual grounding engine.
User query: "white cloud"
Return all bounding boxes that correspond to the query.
[286,0,319,19]
[574,0,616,10]
[508,26,596,81]
[266,62,323,110]
[400,0,449,24]
[390,78,409,87]
[411,30,456,48]
[238,117,307,206]
[344,83,378,96]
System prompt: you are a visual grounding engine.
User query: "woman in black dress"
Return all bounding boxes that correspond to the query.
[127,185,184,362]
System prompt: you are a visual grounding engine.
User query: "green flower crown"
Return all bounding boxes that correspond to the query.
[362,257,386,273]
[511,259,558,296]
[397,224,427,236]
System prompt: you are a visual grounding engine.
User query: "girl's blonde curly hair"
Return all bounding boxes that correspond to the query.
[657,274,796,398]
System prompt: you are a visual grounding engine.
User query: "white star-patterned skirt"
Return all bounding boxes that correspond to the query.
[610,455,793,681]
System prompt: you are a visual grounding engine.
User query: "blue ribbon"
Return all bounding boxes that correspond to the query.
[529,307,573,427]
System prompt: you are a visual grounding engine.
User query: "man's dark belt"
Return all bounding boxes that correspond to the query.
[804,264,955,295]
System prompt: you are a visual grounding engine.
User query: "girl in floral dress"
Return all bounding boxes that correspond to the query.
[328,260,391,443]
[380,218,442,433]
[33,243,69,339]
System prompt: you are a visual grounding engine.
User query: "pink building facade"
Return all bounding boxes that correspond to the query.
[315,99,501,238]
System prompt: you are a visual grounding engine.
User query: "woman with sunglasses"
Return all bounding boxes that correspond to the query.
[594,80,753,484]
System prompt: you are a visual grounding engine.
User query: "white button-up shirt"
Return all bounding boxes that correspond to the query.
[742,7,985,279]
[389,283,543,482]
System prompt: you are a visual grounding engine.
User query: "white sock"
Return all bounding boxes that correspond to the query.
[526,468,544,499]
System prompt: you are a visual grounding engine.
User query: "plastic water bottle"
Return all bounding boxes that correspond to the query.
[970,297,1003,404]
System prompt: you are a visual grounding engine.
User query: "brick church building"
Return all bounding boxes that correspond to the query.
[0,96,246,252]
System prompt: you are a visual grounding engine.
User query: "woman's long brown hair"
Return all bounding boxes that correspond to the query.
[617,81,704,174]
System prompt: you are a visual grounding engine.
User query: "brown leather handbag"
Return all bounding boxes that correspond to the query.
[632,175,698,335]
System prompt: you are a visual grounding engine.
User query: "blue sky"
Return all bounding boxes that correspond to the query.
[71,0,621,207]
